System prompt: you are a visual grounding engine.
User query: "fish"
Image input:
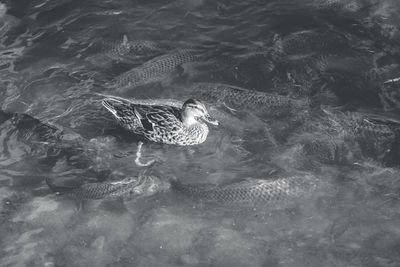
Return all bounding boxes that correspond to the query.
[94,35,168,61]
[310,0,369,13]
[322,108,396,142]
[298,133,360,164]
[0,3,19,40]
[0,110,63,143]
[269,55,330,98]
[298,108,398,162]
[0,109,84,147]
[0,110,87,169]
[273,30,349,56]
[0,109,12,124]
[46,172,317,205]
[189,83,309,118]
[107,49,201,91]
[46,175,169,200]
[170,174,317,205]
[319,60,398,107]
[380,77,400,112]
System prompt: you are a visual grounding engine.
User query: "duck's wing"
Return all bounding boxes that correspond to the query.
[135,105,184,133]
[102,97,141,127]
[102,97,136,118]
[102,97,183,132]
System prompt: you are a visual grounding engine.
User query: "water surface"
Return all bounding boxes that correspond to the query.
[1,0,400,266]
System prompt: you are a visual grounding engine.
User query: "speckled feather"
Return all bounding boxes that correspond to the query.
[102,97,210,145]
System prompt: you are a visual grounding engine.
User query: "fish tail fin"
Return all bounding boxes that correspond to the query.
[0,109,12,124]
[309,90,339,108]
[45,176,82,194]
[168,176,182,190]
[45,176,64,193]
[168,175,178,184]
[122,34,129,47]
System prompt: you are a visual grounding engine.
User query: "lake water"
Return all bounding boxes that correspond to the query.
[1,0,400,266]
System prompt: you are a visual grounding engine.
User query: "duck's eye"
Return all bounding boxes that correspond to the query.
[186,104,205,114]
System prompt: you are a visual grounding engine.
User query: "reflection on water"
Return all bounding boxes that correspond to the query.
[1,0,400,266]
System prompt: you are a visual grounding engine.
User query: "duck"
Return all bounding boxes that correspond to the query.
[102,96,218,146]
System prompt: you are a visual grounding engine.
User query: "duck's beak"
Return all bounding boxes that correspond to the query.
[203,114,219,126]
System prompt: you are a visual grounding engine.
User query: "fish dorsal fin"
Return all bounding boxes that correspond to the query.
[222,178,267,189]
[122,35,129,47]
[362,118,375,125]
[110,177,138,186]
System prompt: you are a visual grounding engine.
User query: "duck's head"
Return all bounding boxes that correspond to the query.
[182,99,219,126]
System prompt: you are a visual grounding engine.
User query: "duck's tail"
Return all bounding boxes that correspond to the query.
[0,109,12,124]
[101,96,135,119]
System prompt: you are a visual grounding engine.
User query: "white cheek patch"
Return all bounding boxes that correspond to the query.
[194,106,206,115]
[185,116,198,126]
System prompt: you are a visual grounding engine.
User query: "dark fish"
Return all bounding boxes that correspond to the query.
[273,30,349,56]
[0,109,12,124]
[322,108,396,141]
[230,53,276,90]
[0,4,19,40]
[303,108,398,161]
[0,110,63,143]
[269,55,330,98]
[171,175,317,205]
[298,133,360,164]
[46,175,168,200]
[310,0,368,13]
[0,20,12,39]
[379,77,400,112]
[319,59,396,107]
[310,1,397,52]
[107,49,201,91]
[189,83,309,117]
[0,46,25,71]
